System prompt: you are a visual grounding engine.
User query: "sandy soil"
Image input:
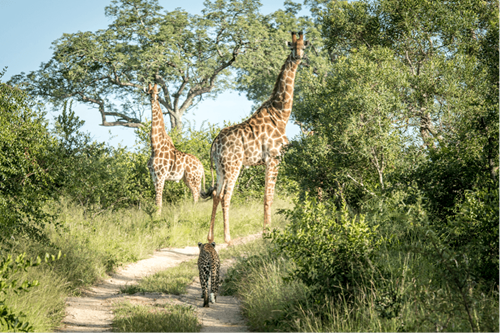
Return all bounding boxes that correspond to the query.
[58,233,262,332]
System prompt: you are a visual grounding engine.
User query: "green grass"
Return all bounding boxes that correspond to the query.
[44,195,290,289]
[220,238,309,331]
[159,195,292,247]
[1,196,289,331]
[220,220,500,332]
[112,301,201,332]
[1,261,68,332]
[121,206,292,299]
[121,259,198,295]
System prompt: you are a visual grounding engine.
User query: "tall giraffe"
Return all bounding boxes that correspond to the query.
[147,83,207,213]
[206,32,310,243]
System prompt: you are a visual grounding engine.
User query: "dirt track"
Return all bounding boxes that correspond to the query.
[58,233,261,332]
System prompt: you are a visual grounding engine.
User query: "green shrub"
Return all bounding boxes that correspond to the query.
[269,195,382,297]
[53,104,154,214]
[0,252,61,332]
[0,253,40,332]
[0,80,60,240]
[446,184,499,286]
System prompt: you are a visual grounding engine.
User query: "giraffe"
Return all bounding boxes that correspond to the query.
[206,32,310,244]
[147,83,207,213]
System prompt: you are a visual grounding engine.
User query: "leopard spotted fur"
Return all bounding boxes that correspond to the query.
[197,242,220,307]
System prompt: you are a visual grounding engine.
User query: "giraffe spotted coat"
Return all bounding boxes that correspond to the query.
[206,32,310,243]
[147,83,206,213]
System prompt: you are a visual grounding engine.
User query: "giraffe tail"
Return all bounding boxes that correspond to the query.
[200,170,213,199]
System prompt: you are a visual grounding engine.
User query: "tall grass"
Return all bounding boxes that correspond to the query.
[222,227,499,332]
[1,196,290,331]
[221,239,308,332]
[119,201,292,297]
[45,196,290,288]
[1,262,68,332]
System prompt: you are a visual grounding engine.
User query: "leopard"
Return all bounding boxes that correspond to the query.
[197,242,220,307]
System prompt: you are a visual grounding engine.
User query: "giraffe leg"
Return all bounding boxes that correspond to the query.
[155,177,165,215]
[207,189,221,243]
[221,164,242,244]
[183,171,200,204]
[221,181,236,244]
[264,158,279,228]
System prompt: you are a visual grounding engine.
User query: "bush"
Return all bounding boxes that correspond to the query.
[269,195,382,297]
[221,239,309,332]
[53,104,154,214]
[0,81,60,239]
[445,184,499,286]
[0,252,60,332]
[0,253,39,332]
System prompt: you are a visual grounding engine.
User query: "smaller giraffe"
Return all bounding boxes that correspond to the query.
[147,83,207,213]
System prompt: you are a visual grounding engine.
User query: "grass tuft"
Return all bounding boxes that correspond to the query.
[121,260,198,295]
[221,239,308,331]
[112,301,201,332]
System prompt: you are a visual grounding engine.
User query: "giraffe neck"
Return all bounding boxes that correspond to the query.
[150,98,174,151]
[267,55,301,123]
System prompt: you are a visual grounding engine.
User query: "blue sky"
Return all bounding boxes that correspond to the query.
[0,0,304,149]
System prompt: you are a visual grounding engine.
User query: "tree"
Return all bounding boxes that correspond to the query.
[10,0,266,130]
[284,45,421,206]
[284,0,498,208]
[0,71,59,239]
[234,0,330,109]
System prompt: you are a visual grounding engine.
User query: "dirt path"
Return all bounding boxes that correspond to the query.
[58,233,261,332]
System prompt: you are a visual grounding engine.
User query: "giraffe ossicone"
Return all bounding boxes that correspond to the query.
[146,83,208,213]
[206,31,310,244]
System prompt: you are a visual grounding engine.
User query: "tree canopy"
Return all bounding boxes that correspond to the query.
[10,0,271,130]
[284,0,498,205]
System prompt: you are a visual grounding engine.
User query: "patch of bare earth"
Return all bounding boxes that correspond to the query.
[58,232,262,332]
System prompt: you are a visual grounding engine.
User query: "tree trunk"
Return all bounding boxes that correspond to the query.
[168,111,182,131]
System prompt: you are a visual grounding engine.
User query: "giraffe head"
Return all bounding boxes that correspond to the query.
[287,31,310,60]
[148,83,159,101]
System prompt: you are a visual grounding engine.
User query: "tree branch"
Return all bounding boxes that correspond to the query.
[346,173,376,196]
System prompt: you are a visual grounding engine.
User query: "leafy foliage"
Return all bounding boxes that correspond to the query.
[270,195,381,296]
[235,0,329,108]
[445,185,499,286]
[0,252,60,332]
[286,0,498,208]
[0,80,59,239]
[10,0,269,130]
[52,103,153,215]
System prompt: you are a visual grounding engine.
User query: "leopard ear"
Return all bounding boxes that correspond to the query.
[211,242,216,248]
[198,242,202,248]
